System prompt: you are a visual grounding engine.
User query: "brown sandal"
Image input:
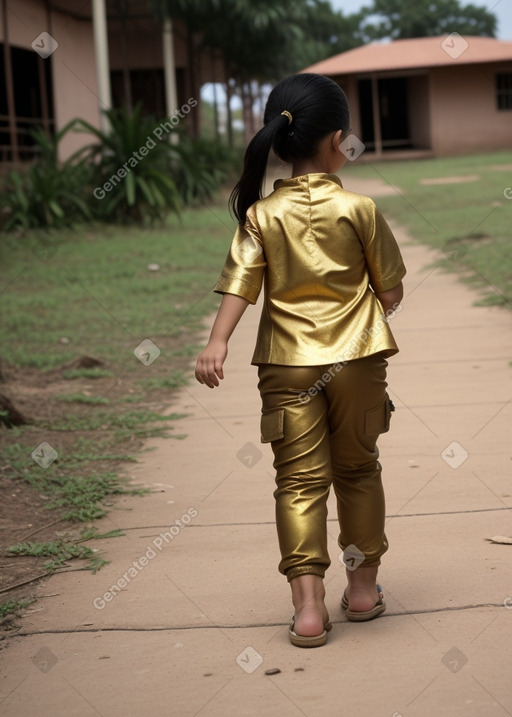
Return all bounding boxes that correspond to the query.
[289,618,332,647]
[341,585,386,622]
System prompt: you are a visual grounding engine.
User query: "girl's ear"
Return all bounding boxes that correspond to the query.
[332,129,344,152]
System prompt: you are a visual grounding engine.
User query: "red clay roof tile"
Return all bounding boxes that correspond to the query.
[303,35,512,75]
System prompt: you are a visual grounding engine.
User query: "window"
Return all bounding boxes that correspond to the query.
[0,44,54,162]
[496,73,512,110]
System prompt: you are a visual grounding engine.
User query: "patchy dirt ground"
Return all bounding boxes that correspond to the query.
[0,333,197,639]
[0,466,66,634]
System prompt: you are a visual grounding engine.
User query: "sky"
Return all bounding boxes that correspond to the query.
[329,0,512,40]
[201,0,512,106]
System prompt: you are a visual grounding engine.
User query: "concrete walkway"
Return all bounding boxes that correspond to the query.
[2,179,512,716]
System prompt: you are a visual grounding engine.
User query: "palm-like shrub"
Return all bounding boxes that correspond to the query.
[0,105,233,231]
[76,105,181,223]
[172,136,239,205]
[1,123,92,231]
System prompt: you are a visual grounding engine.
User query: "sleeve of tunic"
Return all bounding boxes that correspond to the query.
[213,207,266,305]
[360,201,407,292]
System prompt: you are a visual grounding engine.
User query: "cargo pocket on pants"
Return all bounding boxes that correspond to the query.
[260,408,285,443]
[364,394,392,436]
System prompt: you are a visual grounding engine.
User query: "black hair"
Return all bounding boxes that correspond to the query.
[229,73,350,224]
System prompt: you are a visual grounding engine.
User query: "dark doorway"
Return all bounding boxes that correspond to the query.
[357,76,411,151]
[111,68,166,117]
[0,44,54,162]
[111,67,187,119]
[379,77,410,148]
[358,78,374,147]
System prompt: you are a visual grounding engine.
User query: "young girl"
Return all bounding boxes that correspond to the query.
[195,73,406,648]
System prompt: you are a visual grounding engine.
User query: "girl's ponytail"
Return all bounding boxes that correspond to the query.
[229,74,350,225]
[229,114,290,225]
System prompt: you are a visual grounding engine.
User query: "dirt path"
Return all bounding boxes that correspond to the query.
[2,207,512,715]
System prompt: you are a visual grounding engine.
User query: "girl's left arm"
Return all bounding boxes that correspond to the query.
[195,293,250,388]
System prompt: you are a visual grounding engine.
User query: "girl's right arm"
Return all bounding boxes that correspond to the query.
[374,281,404,316]
[195,293,250,388]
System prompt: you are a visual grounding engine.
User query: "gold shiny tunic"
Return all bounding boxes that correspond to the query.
[214,173,406,366]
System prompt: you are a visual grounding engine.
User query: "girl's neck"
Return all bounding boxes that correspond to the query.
[291,158,331,178]
[290,131,347,178]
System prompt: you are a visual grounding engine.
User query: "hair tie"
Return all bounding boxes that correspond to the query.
[281,110,293,124]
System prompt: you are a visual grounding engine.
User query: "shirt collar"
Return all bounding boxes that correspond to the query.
[273,173,343,191]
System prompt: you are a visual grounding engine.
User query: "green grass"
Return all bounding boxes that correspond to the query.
[40,409,186,437]
[137,370,187,391]
[0,205,231,370]
[3,442,148,523]
[0,598,36,620]
[56,393,110,405]
[346,150,512,305]
[61,438,137,465]
[0,204,231,600]
[62,368,114,380]
[5,539,108,574]
[4,529,124,574]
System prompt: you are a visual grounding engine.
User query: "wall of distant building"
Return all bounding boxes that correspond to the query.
[430,63,512,154]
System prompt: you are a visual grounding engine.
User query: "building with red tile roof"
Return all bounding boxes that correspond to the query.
[303,36,512,157]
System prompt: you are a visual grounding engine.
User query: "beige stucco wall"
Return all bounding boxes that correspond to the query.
[1,4,215,161]
[0,0,100,159]
[430,63,512,155]
[49,10,101,159]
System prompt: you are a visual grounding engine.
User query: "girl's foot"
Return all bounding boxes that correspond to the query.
[344,566,381,612]
[289,574,329,637]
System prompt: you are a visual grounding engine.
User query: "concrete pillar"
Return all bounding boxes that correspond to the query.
[371,74,383,156]
[162,17,179,144]
[92,0,112,133]
[1,0,18,162]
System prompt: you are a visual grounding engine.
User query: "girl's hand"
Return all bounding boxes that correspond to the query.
[195,340,228,388]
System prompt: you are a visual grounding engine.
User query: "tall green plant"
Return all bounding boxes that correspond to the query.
[0,122,92,231]
[76,105,181,223]
[171,135,237,205]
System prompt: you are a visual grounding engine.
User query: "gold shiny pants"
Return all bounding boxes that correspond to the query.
[257,354,391,582]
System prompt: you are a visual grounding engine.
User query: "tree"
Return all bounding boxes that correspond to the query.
[200,0,309,143]
[150,0,215,138]
[363,0,497,40]
[149,0,370,145]
[297,1,367,67]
